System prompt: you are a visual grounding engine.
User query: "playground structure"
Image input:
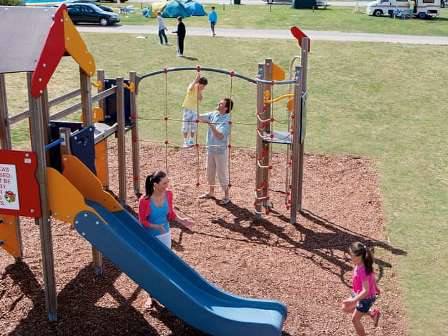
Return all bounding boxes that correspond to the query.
[0,4,310,335]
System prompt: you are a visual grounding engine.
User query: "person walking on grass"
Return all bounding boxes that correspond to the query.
[208,6,218,37]
[181,72,208,148]
[156,12,168,45]
[198,98,233,205]
[342,242,381,335]
[172,16,186,56]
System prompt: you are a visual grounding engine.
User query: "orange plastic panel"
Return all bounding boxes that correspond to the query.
[95,140,109,188]
[62,155,121,212]
[63,11,96,76]
[47,167,98,224]
[0,215,21,258]
[272,63,285,81]
[93,106,104,122]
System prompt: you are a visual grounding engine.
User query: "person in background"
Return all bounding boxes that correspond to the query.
[208,6,218,37]
[172,16,186,56]
[156,12,168,45]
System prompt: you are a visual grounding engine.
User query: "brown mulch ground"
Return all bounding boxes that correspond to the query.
[0,142,408,335]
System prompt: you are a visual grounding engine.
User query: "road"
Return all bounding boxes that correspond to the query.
[78,25,448,45]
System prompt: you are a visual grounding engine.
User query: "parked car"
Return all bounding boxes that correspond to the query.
[66,1,114,12]
[67,3,120,26]
[366,0,440,19]
[99,0,128,3]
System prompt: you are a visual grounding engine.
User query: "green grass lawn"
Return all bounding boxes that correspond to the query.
[113,4,448,36]
[4,34,448,335]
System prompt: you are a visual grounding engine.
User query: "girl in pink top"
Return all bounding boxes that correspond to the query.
[342,242,381,335]
[138,171,193,248]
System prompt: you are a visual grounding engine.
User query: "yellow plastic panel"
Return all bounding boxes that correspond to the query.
[0,215,21,258]
[272,63,286,81]
[47,168,98,223]
[62,155,122,212]
[63,11,96,76]
[95,140,109,188]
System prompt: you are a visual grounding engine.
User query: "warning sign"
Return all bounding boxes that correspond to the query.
[0,164,20,211]
[0,150,41,218]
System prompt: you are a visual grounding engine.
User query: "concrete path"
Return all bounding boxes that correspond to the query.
[129,0,370,6]
[78,25,448,45]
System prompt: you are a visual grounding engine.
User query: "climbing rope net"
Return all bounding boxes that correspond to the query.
[134,66,299,216]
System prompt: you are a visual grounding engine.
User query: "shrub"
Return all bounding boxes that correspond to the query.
[0,0,23,5]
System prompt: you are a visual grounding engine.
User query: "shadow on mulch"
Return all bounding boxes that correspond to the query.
[4,261,203,336]
[209,201,407,289]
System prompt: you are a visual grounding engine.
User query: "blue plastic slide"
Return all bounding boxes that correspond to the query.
[74,201,287,336]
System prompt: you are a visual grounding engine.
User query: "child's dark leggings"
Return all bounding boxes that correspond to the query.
[158,30,168,44]
[177,37,185,55]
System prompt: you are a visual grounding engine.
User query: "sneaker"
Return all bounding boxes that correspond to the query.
[198,193,214,199]
[219,197,230,205]
[187,138,194,146]
[182,141,190,148]
[144,297,153,310]
[371,308,381,328]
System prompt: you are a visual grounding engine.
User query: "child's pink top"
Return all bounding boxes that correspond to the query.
[352,264,378,298]
[138,190,177,228]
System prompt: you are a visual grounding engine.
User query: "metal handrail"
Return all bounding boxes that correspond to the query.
[138,66,297,85]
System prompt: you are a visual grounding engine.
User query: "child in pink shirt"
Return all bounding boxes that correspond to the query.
[342,242,381,335]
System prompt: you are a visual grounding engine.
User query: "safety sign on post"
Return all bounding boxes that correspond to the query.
[0,150,41,218]
[0,164,20,210]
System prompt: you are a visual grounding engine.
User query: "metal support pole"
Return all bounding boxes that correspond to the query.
[80,68,103,275]
[0,74,24,260]
[27,72,58,321]
[129,71,140,197]
[254,59,273,215]
[59,127,72,155]
[116,77,126,205]
[290,37,310,224]
[96,70,110,190]
[80,68,93,125]
[0,74,12,149]
[297,38,309,210]
[289,66,302,224]
[254,66,265,216]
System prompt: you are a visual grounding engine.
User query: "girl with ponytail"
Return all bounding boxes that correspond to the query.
[342,242,381,335]
[138,170,193,249]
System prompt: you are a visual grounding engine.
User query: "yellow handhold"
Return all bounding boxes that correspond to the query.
[264,93,294,105]
[123,82,135,93]
[47,168,99,223]
[63,11,96,76]
[62,155,122,212]
[91,80,103,90]
[0,215,21,258]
